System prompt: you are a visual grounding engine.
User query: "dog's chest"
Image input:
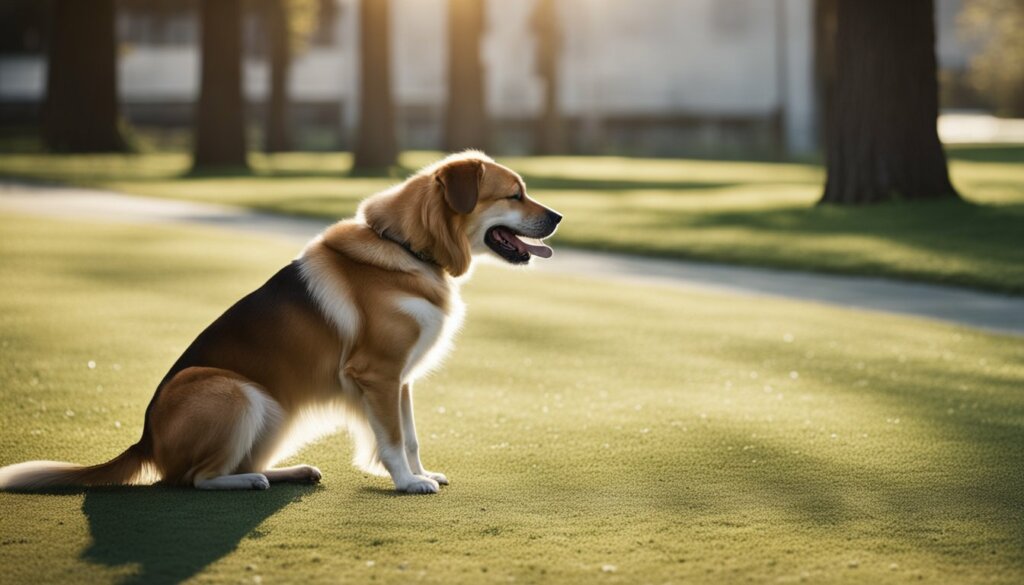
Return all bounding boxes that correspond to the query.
[396,289,465,382]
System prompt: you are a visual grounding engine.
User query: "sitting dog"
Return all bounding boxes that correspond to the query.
[0,151,561,494]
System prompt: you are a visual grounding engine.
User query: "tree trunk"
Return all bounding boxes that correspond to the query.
[444,0,488,152]
[532,0,566,155]
[821,0,957,204]
[353,0,398,170]
[814,0,837,155]
[263,0,291,153]
[193,0,248,170]
[43,0,126,153]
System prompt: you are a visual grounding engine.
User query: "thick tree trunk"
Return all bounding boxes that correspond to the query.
[263,0,291,153]
[353,0,398,170]
[43,0,126,153]
[444,0,488,152]
[821,0,957,204]
[532,0,566,155]
[193,0,248,170]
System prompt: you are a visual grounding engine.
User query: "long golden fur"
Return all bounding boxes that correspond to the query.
[0,151,562,494]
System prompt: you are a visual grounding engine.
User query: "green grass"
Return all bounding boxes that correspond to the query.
[1,213,1022,584]
[0,145,1022,293]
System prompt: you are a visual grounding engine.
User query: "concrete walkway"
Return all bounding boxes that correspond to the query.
[2,180,1022,337]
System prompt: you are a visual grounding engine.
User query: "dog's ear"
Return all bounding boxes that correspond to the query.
[436,159,482,214]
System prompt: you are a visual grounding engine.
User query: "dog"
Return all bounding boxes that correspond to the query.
[0,151,561,494]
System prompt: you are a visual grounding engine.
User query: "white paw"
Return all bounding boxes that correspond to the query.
[251,474,270,490]
[397,475,440,494]
[423,471,448,485]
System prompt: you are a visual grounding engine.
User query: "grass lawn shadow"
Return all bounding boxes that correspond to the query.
[80,484,314,585]
[945,144,1024,163]
[623,198,1024,292]
[521,175,739,192]
[181,166,256,179]
[346,165,404,179]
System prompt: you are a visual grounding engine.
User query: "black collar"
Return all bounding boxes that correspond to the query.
[377,228,440,268]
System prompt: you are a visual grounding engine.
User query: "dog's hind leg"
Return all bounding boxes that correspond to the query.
[195,473,270,490]
[150,367,286,490]
[187,381,284,491]
[263,465,322,484]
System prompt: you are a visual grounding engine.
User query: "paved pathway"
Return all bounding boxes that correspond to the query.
[2,180,1022,337]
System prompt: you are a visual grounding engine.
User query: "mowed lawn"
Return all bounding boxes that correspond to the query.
[0,146,1022,292]
[0,213,1022,584]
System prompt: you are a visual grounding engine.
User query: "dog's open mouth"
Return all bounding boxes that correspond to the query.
[485,226,553,264]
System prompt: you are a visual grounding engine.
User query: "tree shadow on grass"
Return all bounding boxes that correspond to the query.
[521,175,740,192]
[631,328,1024,559]
[619,198,1024,291]
[181,166,255,179]
[81,484,313,585]
[171,163,742,192]
[945,144,1024,164]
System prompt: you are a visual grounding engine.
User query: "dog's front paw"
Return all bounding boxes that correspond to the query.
[251,474,270,490]
[397,475,440,494]
[423,471,448,485]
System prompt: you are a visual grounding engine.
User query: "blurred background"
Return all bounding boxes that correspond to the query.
[0,0,1020,292]
[0,0,1020,160]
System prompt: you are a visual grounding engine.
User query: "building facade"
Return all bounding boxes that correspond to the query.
[0,0,973,157]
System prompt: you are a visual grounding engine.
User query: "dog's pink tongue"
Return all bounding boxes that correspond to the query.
[513,235,553,258]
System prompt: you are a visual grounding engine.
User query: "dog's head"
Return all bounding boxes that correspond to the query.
[361,151,562,277]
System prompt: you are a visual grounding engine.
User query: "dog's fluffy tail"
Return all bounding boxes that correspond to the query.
[0,443,153,490]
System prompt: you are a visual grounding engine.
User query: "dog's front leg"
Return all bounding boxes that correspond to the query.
[401,383,448,485]
[354,371,440,494]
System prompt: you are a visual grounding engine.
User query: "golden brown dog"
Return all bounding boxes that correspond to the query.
[0,151,561,494]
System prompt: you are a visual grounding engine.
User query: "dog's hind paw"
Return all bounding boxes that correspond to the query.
[297,465,322,484]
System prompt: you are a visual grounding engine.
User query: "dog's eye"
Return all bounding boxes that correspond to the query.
[507,190,522,201]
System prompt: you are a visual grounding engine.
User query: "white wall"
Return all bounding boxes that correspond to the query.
[935,0,975,70]
[560,0,780,116]
[781,0,816,154]
[0,0,828,151]
[0,57,43,100]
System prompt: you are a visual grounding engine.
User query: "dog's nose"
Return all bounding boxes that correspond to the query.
[547,210,563,226]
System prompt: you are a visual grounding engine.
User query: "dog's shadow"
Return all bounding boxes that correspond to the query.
[81,484,312,585]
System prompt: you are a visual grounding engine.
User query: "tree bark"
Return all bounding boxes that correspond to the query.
[532,0,566,154]
[821,0,958,204]
[353,0,398,170]
[193,0,248,170]
[263,0,291,153]
[444,0,488,152]
[43,0,126,153]
[814,0,837,155]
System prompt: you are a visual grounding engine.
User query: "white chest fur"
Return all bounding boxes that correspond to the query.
[395,288,465,383]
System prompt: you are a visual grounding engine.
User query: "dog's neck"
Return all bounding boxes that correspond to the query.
[360,176,473,277]
[375,228,441,268]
